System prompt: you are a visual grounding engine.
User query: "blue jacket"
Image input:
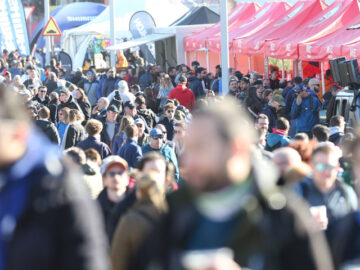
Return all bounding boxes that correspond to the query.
[290,94,321,132]
[142,143,179,181]
[77,136,111,160]
[112,132,126,154]
[188,76,205,99]
[139,72,152,90]
[261,104,277,132]
[265,133,290,152]
[118,138,143,169]
[294,177,358,225]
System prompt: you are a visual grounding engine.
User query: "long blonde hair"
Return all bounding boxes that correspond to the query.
[118,115,134,135]
[160,74,173,89]
[136,172,167,211]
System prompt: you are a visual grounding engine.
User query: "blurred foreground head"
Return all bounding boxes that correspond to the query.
[0,83,30,167]
[182,97,256,192]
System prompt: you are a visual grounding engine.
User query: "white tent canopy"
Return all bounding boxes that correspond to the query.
[62,0,189,70]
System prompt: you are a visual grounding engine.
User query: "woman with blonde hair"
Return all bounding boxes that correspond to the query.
[157,74,174,110]
[111,172,167,270]
[61,109,86,150]
[56,107,71,146]
[112,115,134,154]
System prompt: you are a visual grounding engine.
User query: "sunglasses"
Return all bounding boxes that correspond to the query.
[174,130,182,134]
[315,163,336,172]
[106,171,125,177]
[40,90,47,93]
[151,135,164,140]
[167,110,175,113]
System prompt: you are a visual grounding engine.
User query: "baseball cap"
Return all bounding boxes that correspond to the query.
[107,105,119,113]
[86,71,94,76]
[124,100,136,109]
[100,156,128,175]
[294,84,306,92]
[134,118,145,126]
[241,77,250,84]
[272,94,285,106]
[149,128,164,139]
[309,78,320,85]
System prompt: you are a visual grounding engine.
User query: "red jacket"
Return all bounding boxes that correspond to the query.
[168,85,195,110]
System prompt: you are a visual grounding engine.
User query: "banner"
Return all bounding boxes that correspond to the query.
[58,51,73,76]
[0,0,30,55]
[129,11,156,65]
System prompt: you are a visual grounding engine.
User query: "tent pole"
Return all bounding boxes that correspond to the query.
[109,0,116,68]
[321,62,325,96]
[281,59,285,80]
[264,56,269,79]
[298,60,303,78]
[248,56,252,73]
[206,49,210,72]
[220,0,230,96]
[44,0,50,65]
[234,54,237,71]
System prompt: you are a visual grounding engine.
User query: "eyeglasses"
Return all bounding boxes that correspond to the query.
[151,135,164,140]
[106,171,125,177]
[315,163,336,172]
[40,90,47,93]
[167,110,175,113]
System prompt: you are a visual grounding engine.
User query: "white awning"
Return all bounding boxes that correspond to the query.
[106,33,175,51]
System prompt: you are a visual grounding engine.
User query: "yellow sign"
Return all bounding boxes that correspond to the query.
[42,17,61,36]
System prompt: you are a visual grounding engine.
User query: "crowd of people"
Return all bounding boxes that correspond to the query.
[0,48,360,270]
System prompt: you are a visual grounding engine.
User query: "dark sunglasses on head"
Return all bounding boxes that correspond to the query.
[106,171,125,177]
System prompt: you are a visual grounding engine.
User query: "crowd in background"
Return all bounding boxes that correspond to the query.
[0,47,360,270]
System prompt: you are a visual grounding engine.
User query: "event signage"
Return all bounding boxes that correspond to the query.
[42,17,62,37]
[129,11,156,64]
[0,0,30,55]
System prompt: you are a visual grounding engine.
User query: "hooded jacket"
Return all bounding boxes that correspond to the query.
[265,129,290,152]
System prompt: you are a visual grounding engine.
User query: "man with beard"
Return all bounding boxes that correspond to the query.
[132,98,332,270]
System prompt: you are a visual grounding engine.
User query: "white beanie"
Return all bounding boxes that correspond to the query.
[117,80,129,93]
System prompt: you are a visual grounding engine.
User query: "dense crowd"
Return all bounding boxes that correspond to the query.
[0,48,360,270]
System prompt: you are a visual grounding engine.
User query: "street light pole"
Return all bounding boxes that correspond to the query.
[109,0,116,68]
[44,0,50,65]
[220,0,229,96]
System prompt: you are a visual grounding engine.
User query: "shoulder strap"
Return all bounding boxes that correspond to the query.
[134,209,156,225]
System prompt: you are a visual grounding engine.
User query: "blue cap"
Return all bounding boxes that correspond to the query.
[149,128,163,139]
[86,71,94,76]
[294,84,306,92]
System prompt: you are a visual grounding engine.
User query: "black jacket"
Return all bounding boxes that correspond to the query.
[48,98,60,123]
[77,99,92,121]
[131,155,333,270]
[7,134,110,270]
[32,94,50,106]
[97,188,116,232]
[56,95,80,122]
[46,79,58,93]
[63,122,86,150]
[35,119,60,145]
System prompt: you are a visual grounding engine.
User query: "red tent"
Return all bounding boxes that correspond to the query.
[207,2,291,54]
[342,36,360,60]
[184,3,259,52]
[265,0,359,59]
[233,0,327,56]
[298,13,360,61]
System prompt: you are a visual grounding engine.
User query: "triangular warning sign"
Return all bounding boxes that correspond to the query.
[42,17,62,37]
